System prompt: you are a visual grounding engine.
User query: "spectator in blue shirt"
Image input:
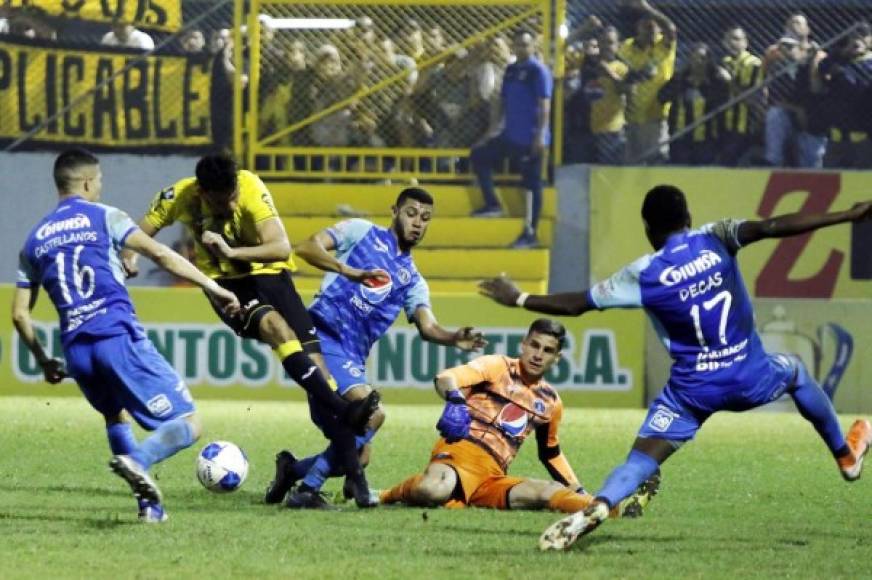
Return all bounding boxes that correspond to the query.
[470,29,553,249]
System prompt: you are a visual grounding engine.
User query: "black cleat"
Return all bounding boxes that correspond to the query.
[343,391,381,435]
[342,477,356,502]
[264,450,299,504]
[346,469,379,509]
[284,486,338,510]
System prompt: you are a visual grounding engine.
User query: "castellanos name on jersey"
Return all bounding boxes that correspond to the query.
[588,219,770,391]
[308,219,430,363]
[17,196,144,346]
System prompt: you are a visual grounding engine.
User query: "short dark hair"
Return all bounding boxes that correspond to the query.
[53,148,99,190]
[642,184,690,234]
[513,28,534,41]
[196,153,238,196]
[395,187,434,208]
[527,318,567,350]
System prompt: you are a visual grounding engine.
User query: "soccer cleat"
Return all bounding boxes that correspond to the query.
[617,472,661,519]
[284,486,338,510]
[346,469,379,508]
[344,391,381,435]
[137,500,168,523]
[470,205,504,218]
[109,455,162,504]
[264,450,299,504]
[341,476,356,502]
[539,501,609,552]
[838,419,872,481]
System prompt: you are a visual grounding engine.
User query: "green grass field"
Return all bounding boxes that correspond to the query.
[0,396,869,579]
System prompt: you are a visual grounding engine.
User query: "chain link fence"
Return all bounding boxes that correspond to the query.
[563,0,872,168]
[0,0,238,153]
[248,0,552,179]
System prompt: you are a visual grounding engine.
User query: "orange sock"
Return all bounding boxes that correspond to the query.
[547,489,594,513]
[380,474,423,505]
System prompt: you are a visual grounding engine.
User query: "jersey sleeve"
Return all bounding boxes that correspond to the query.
[104,205,138,247]
[326,219,374,255]
[700,219,745,254]
[143,184,180,230]
[16,250,37,288]
[588,255,650,310]
[241,171,280,224]
[438,354,506,392]
[534,401,580,487]
[403,275,431,322]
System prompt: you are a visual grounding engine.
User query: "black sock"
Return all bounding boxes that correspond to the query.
[282,351,348,415]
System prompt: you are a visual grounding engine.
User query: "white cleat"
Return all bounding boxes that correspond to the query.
[539,512,588,551]
[539,502,609,552]
[109,455,163,504]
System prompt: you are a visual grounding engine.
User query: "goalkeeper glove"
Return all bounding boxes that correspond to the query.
[436,390,470,442]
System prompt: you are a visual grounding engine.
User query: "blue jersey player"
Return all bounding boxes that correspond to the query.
[480,185,872,550]
[264,187,486,508]
[12,149,240,522]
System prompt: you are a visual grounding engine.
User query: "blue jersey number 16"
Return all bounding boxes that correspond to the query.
[55,245,96,304]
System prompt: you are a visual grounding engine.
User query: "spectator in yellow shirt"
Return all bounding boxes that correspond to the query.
[565,27,628,164]
[618,0,677,164]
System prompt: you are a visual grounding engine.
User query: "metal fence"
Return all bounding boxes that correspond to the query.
[564,0,872,168]
[245,0,557,180]
[4,0,872,172]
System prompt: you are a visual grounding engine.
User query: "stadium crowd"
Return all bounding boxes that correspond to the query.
[2,2,872,170]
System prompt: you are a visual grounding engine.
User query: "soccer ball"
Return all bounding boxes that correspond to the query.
[196,441,249,493]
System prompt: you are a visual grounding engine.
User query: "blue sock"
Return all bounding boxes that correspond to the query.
[789,364,847,456]
[301,430,379,490]
[288,455,318,481]
[301,448,335,491]
[356,428,376,448]
[130,418,195,469]
[596,449,660,508]
[107,422,138,455]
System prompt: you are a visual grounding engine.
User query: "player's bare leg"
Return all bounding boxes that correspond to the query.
[380,463,457,507]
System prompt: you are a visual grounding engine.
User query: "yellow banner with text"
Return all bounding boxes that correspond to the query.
[8,0,182,32]
[0,286,645,408]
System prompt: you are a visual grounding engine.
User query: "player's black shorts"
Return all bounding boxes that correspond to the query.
[208,270,320,355]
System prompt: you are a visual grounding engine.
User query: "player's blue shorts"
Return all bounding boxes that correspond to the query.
[318,333,369,396]
[638,353,806,442]
[64,332,195,431]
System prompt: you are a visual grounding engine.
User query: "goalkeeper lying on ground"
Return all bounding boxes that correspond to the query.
[381,318,659,514]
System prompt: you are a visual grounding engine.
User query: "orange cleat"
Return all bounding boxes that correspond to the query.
[838,419,872,482]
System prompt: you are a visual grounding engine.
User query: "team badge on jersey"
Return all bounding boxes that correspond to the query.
[648,405,678,433]
[497,403,528,437]
[147,394,173,417]
[533,398,546,415]
[397,267,411,286]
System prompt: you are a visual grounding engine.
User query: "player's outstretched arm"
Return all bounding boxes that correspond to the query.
[119,219,160,279]
[11,287,66,384]
[737,201,872,247]
[414,307,487,351]
[479,275,596,317]
[202,217,290,264]
[294,230,388,285]
[124,230,240,316]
